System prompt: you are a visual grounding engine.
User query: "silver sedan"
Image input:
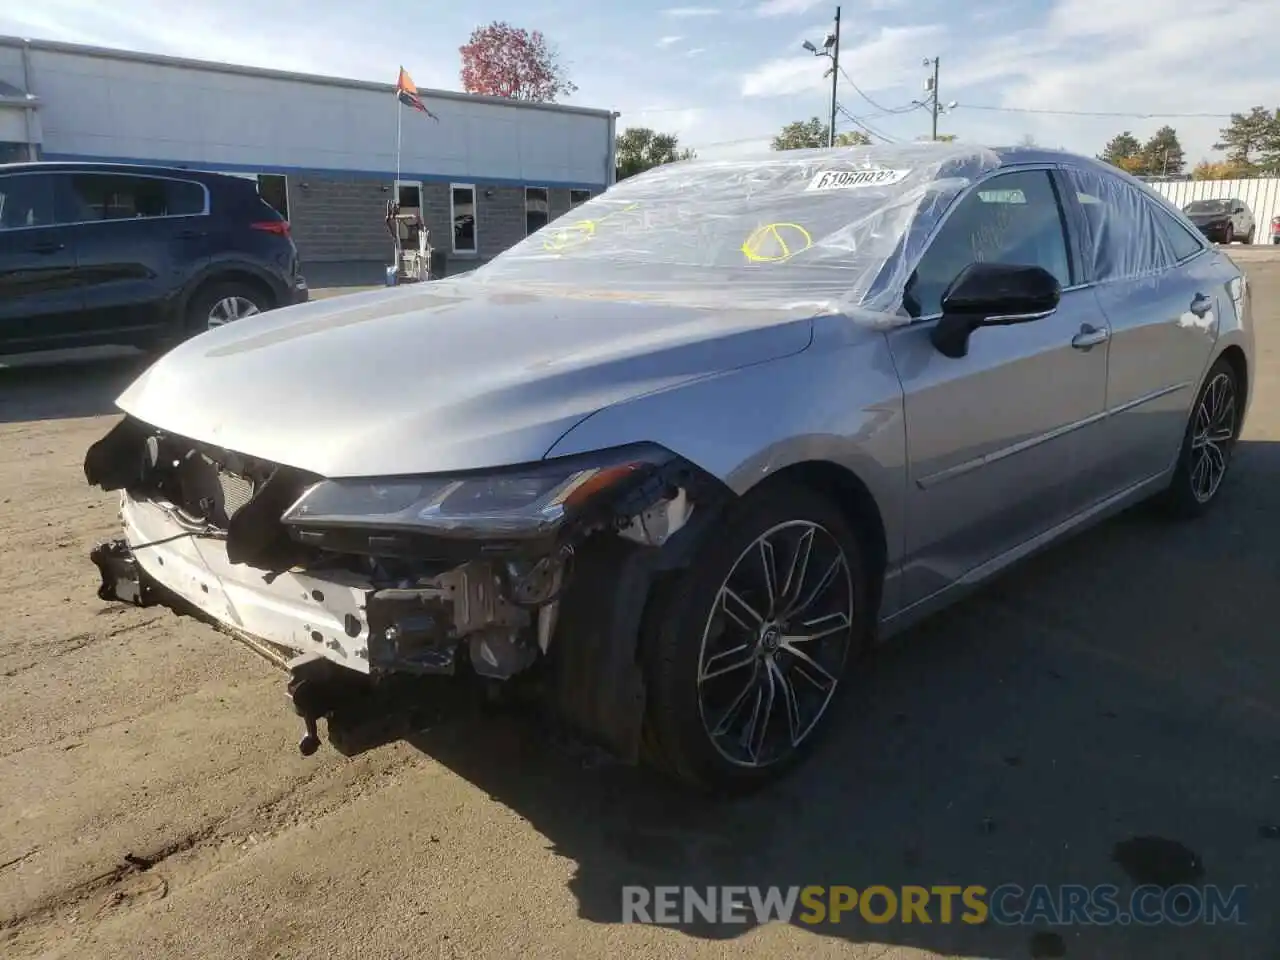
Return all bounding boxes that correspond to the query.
[85,143,1254,794]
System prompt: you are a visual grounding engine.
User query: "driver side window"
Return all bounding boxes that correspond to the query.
[905,169,1072,319]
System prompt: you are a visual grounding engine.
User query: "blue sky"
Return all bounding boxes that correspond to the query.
[2,0,1275,165]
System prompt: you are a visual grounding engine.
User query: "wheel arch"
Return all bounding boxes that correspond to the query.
[744,459,889,615]
[180,264,282,321]
[1216,343,1249,429]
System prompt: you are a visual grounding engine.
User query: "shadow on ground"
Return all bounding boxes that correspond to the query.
[393,438,1280,959]
[0,352,147,424]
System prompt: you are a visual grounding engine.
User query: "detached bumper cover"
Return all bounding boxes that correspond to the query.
[101,495,375,671]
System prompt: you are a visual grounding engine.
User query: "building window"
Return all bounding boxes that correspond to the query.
[451,184,477,254]
[525,187,549,235]
[396,179,422,210]
[570,189,591,208]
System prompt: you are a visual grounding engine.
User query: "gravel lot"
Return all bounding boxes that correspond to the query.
[2,255,1278,960]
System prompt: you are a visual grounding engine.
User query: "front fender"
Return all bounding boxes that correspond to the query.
[545,325,909,573]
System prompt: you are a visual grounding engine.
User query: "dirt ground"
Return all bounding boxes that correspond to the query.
[2,255,1278,960]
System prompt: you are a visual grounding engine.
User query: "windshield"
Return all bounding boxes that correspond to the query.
[1184,200,1231,214]
[467,143,997,313]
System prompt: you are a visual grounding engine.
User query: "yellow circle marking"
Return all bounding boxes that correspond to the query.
[542,220,597,251]
[742,222,813,263]
[541,202,643,253]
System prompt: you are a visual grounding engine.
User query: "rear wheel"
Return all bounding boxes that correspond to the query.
[1156,356,1241,519]
[639,482,875,794]
[1243,227,1255,244]
[184,280,272,336]
[1222,223,1234,245]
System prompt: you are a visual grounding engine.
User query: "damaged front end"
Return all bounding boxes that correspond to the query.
[84,416,730,760]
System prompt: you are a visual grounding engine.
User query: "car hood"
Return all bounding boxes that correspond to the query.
[116,280,815,478]
[1187,212,1229,225]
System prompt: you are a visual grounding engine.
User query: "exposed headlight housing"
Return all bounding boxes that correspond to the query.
[280,443,676,540]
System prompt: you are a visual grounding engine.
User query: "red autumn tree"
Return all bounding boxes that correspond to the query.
[459,22,578,102]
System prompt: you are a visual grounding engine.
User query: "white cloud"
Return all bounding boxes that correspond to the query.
[662,5,720,16]
[754,0,824,16]
[941,0,1276,162]
[686,47,707,56]
[657,36,684,47]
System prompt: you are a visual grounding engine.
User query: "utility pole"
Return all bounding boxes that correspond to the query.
[924,56,940,141]
[802,8,841,148]
[828,6,841,148]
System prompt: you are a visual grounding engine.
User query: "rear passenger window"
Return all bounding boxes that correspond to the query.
[0,174,55,230]
[1151,203,1205,262]
[68,174,204,221]
[1068,168,1172,281]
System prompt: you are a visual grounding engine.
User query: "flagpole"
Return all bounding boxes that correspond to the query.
[393,91,402,270]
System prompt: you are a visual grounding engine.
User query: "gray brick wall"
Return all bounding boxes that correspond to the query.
[288,175,394,262]
[288,175,604,265]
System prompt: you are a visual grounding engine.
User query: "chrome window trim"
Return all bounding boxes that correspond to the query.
[0,168,211,232]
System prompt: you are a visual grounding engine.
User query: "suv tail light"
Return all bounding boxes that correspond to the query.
[251,220,291,237]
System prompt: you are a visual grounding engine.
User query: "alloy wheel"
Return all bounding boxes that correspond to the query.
[696,520,855,769]
[207,296,261,328]
[1189,371,1237,503]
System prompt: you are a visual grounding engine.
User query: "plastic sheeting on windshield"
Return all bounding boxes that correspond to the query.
[463,142,1001,327]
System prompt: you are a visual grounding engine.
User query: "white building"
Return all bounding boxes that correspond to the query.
[0,36,618,265]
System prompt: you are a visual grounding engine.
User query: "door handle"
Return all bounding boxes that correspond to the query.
[1190,293,1213,317]
[177,229,207,239]
[28,241,65,255]
[1071,323,1110,350]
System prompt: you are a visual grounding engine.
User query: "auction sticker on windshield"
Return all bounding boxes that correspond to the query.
[806,168,910,191]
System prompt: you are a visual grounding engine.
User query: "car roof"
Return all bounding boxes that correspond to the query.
[0,160,252,185]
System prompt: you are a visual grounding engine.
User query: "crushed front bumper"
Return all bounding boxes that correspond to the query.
[96,494,376,671]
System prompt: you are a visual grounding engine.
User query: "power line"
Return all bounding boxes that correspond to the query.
[836,104,897,143]
[954,103,1235,119]
[837,64,921,116]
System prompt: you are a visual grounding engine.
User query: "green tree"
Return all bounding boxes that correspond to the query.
[614,127,695,181]
[1140,125,1184,176]
[771,117,871,151]
[1098,131,1144,172]
[1213,106,1280,174]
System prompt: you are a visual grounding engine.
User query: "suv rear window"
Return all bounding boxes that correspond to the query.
[68,174,206,220]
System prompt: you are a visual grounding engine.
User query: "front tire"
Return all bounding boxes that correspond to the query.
[639,482,875,794]
[1156,356,1241,519]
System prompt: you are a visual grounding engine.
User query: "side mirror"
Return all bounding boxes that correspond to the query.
[930,262,1062,359]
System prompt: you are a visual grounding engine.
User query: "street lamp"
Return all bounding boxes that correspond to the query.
[800,7,841,148]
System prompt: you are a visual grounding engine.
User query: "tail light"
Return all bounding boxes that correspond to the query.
[251,220,291,237]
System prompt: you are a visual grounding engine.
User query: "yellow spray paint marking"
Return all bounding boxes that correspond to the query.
[542,220,597,251]
[542,202,642,252]
[741,222,813,263]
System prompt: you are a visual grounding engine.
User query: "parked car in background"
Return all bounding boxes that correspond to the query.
[86,144,1253,794]
[1271,215,1280,244]
[1182,198,1255,244]
[0,162,307,356]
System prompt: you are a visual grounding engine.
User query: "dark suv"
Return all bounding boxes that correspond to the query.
[0,162,308,356]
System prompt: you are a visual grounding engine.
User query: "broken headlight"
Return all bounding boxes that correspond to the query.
[280,443,674,540]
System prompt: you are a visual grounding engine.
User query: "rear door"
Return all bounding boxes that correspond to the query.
[65,172,212,336]
[1063,166,1219,497]
[0,171,83,351]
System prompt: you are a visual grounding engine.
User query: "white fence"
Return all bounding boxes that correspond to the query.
[1145,177,1280,244]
